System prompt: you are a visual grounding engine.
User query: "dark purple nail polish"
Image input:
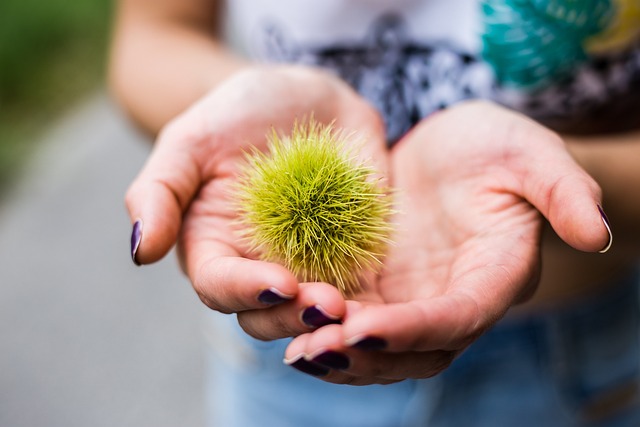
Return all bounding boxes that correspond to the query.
[257,288,290,305]
[350,336,388,351]
[597,204,613,254]
[130,219,142,266]
[597,204,610,227]
[301,305,341,328]
[287,357,329,377]
[311,350,350,370]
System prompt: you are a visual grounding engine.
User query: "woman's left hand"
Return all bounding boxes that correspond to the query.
[283,101,611,385]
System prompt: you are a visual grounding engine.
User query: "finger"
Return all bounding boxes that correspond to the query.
[236,282,346,340]
[284,333,339,381]
[517,129,611,253]
[175,190,300,313]
[342,264,526,354]
[284,326,401,385]
[125,121,204,265]
[343,349,455,381]
[190,252,300,314]
[292,322,455,382]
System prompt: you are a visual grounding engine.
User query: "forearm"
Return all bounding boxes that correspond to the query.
[566,130,640,252]
[108,0,248,135]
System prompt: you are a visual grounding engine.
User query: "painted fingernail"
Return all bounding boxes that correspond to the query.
[130,219,143,266]
[301,305,341,328]
[311,350,351,370]
[257,288,292,305]
[348,336,388,351]
[284,355,329,377]
[597,205,613,254]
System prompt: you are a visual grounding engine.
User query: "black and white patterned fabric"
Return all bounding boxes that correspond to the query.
[261,14,497,143]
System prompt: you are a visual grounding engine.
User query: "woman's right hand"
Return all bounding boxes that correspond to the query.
[125,65,389,338]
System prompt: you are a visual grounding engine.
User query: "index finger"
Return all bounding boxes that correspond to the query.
[177,190,301,314]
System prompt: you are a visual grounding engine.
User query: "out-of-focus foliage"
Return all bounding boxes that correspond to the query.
[0,0,112,192]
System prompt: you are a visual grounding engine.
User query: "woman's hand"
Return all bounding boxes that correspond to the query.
[283,101,611,385]
[125,65,389,335]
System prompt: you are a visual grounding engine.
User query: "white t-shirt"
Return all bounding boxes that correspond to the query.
[226,0,480,54]
[225,0,640,141]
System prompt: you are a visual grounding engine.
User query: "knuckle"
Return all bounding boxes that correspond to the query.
[237,311,294,341]
[340,375,363,386]
[236,315,266,340]
[321,373,366,386]
[191,259,232,314]
[367,361,387,380]
[438,350,457,371]
[124,183,141,213]
[194,287,228,314]
[412,351,457,380]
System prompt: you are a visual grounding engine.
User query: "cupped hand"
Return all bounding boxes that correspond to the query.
[125,65,389,336]
[284,101,612,385]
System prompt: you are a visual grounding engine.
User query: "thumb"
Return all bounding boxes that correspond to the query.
[126,124,203,265]
[520,132,612,253]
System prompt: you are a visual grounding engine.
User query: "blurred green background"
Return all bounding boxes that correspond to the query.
[0,0,112,196]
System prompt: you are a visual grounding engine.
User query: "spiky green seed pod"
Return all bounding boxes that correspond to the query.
[234,120,393,296]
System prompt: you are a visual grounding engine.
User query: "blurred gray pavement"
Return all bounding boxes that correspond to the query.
[0,93,207,427]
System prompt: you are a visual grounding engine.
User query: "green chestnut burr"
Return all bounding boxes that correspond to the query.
[234,120,393,296]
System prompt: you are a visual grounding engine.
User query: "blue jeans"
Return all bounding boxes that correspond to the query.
[204,269,640,427]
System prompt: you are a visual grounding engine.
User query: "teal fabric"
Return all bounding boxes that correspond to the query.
[481,0,615,87]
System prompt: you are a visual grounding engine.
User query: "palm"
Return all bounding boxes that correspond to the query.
[326,102,548,356]
[372,105,543,312]
[378,188,540,303]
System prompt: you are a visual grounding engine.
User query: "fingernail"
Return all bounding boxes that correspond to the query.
[130,219,143,266]
[597,205,613,254]
[301,305,341,328]
[311,350,351,370]
[348,335,388,351]
[284,355,329,377]
[257,288,292,305]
